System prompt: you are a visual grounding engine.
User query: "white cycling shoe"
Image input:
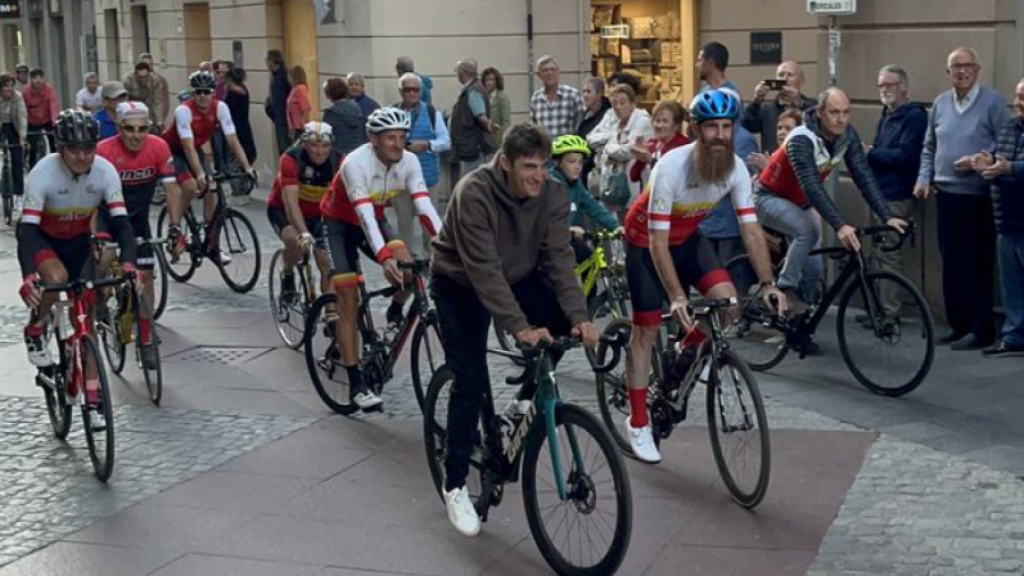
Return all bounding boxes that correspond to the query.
[444,485,481,538]
[625,417,662,464]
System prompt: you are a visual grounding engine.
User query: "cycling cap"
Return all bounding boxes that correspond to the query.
[301,121,334,142]
[189,70,217,91]
[689,89,740,123]
[55,109,100,147]
[366,107,411,134]
[552,134,591,158]
[116,101,150,122]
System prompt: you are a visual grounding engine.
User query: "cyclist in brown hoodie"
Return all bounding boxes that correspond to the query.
[430,122,599,537]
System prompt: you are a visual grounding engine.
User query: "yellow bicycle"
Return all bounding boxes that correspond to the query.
[495,228,631,354]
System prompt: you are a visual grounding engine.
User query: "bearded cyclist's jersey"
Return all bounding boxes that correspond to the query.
[268,146,342,220]
[624,143,757,248]
[161,98,235,153]
[96,134,175,218]
[320,143,442,262]
[21,153,127,239]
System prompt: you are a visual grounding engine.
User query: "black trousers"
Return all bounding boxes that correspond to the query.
[274,122,291,156]
[936,190,996,340]
[432,272,572,492]
[1,124,24,195]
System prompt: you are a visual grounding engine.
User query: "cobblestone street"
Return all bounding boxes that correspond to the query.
[0,195,1022,575]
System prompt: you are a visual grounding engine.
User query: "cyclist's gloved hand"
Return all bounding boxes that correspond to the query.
[19,273,42,308]
[121,262,144,296]
[298,232,315,249]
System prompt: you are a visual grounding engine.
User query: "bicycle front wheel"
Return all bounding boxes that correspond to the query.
[151,247,170,320]
[136,301,163,406]
[81,335,116,482]
[837,270,934,397]
[707,351,771,509]
[522,404,632,576]
[410,315,444,412]
[43,334,72,439]
[268,249,305,349]
[98,287,127,375]
[217,209,261,293]
[594,318,637,455]
[304,294,357,415]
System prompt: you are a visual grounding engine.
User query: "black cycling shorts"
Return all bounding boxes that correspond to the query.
[626,232,730,327]
[171,148,211,184]
[29,233,95,281]
[266,206,325,248]
[323,218,398,288]
[96,210,153,270]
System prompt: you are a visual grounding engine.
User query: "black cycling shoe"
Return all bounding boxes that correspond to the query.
[386,301,405,327]
[279,272,297,306]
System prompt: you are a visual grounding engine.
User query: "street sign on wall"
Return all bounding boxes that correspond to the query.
[807,0,856,15]
[0,0,20,20]
[750,31,783,65]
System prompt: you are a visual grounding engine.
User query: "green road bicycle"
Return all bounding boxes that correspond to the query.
[423,337,632,576]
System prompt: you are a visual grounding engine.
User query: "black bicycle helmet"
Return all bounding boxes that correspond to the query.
[54,109,100,147]
[189,70,217,91]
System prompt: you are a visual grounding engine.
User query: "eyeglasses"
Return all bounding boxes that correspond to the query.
[401,87,421,93]
[193,89,213,96]
[63,145,96,156]
[877,82,902,89]
[120,125,149,134]
[949,63,978,72]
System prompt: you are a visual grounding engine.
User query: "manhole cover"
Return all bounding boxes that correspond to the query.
[166,346,271,367]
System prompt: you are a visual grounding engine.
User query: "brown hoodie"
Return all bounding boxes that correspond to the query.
[431,157,588,334]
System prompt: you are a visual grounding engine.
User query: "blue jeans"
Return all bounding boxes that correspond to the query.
[998,233,1024,347]
[754,194,822,301]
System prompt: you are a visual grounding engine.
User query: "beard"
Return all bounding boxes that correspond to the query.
[695,135,736,184]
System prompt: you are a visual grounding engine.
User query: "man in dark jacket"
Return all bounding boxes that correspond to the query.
[867,65,928,316]
[577,76,611,187]
[742,61,815,154]
[265,50,291,155]
[449,58,493,177]
[972,78,1024,357]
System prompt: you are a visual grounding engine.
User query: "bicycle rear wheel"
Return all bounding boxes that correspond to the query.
[43,333,72,439]
[151,247,170,320]
[594,318,637,455]
[136,298,163,406]
[99,287,127,375]
[217,209,261,293]
[726,295,790,371]
[304,294,357,415]
[707,351,771,509]
[837,271,934,397]
[410,315,444,412]
[80,335,116,482]
[522,404,632,576]
[156,207,199,283]
[268,249,305,349]
[422,367,488,508]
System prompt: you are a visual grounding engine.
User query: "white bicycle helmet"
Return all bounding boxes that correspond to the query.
[116,101,150,123]
[366,107,411,134]
[300,121,334,143]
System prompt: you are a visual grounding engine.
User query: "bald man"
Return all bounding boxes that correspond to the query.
[743,61,815,153]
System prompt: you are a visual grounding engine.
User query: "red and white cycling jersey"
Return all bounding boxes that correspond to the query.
[96,135,175,216]
[320,143,441,262]
[21,154,126,239]
[161,98,236,153]
[624,143,757,248]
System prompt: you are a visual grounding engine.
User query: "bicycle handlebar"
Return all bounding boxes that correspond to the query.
[658,297,739,323]
[513,333,623,374]
[859,221,916,252]
[40,275,127,294]
[583,228,624,243]
[397,260,430,274]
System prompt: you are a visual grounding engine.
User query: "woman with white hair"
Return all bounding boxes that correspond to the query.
[346,72,380,124]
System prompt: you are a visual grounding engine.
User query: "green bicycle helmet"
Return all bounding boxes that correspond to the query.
[552,134,591,158]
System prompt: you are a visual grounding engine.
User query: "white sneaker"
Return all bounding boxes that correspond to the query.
[443,485,481,537]
[624,417,662,464]
[24,328,54,367]
[502,396,532,418]
[352,389,383,411]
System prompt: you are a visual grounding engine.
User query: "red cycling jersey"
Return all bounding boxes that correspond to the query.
[267,148,340,220]
[756,125,839,208]
[96,135,175,217]
[161,98,235,153]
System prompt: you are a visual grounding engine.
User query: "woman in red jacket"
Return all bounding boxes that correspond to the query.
[629,100,690,186]
[286,66,311,142]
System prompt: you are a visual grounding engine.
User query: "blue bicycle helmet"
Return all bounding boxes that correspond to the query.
[689,89,740,123]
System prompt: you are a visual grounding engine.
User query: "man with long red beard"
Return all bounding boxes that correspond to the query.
[620,89,787,463]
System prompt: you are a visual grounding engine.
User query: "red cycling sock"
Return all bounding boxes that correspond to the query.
[629,388,648,428]
[140,318,152,345]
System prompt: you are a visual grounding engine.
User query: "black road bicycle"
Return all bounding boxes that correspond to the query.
[304,260,443,414]
[726,224,934,396]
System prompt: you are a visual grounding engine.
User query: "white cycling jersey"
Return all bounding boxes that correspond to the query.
[21,153,126,240]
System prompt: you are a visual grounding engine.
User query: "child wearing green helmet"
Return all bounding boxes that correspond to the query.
[548,134,620,253]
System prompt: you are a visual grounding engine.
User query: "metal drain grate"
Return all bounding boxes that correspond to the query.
[165,346,272,367]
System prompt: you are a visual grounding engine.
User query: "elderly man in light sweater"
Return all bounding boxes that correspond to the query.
[914,46,1010,351]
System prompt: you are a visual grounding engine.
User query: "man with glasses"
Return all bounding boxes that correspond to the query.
[161,70,256,263]
[95,102,180,369]
[866,65,927,319]
[17,110,139,371]
[913,46,1009,351]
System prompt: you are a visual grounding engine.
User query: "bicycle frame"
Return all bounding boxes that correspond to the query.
[575,245,608,298]
[356,269,430,381]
